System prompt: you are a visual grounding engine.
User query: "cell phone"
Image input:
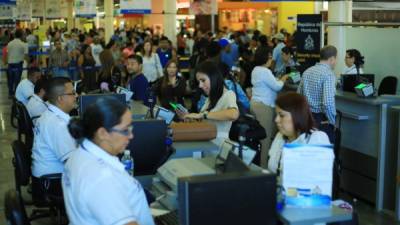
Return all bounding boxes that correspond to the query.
[169,102,188,113]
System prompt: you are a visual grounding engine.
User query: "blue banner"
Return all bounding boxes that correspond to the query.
[120,9,151,14]
[0,0,16,5]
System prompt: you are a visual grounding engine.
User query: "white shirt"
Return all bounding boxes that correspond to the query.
[201,89,238,146]
[142,53,163,83]
[15,78,34,105]
[251,66,284,107]
[267,131,330,173]
[7,38,28,64]
[91,43,103,66]
[342,65,363,75]
[62,139,155,225]
[26,94,48,125]
[31,104,76,177]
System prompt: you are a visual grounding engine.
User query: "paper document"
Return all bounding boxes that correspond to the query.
[281,144,334,205]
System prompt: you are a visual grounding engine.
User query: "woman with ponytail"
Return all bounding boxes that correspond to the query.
[63,97,155,225]
[343,49,365,75]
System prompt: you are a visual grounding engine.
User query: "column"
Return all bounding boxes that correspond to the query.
[163,0,177,46]
[327,0,352,75]
[104,0,114,43]
[67,0,74,31]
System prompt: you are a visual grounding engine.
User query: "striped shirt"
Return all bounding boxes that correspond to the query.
[298,63,336,125]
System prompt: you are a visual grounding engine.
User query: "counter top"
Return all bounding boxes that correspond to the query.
[336,91,400,105]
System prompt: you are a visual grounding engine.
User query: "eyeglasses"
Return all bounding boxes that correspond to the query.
[110,125,133,136]
[61,92,77,96]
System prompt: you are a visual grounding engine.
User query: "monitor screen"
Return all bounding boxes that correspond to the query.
[178,171,277,225]
[341,74,375,93]
[126,119,169,176]
[155,106,175,125]
[79,93,126,115]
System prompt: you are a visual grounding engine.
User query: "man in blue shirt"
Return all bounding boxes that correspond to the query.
[298,45,337,143]
[127,55,149,105]
[271,33,286,76]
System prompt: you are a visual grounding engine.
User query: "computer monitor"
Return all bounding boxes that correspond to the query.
[79,93,126,115]
[126,119,169,176]
[341,74,375,93]
[177,171,277,225]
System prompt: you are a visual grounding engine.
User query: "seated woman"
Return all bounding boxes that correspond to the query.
[64,97,155,225]
[178,60,239,146]
[152,60,186,111]
[267,92,330,173]
[343,49,364,75]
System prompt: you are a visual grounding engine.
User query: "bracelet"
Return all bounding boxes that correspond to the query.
[203,111,208,119]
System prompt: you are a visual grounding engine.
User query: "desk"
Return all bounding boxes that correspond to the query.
[279,206,352,225]
[336,91,400,211]
[130,100,149,119]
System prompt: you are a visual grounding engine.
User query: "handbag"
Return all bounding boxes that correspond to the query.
[170,121,217,142]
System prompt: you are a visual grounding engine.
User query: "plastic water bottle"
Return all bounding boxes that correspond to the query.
[121,150,134,176]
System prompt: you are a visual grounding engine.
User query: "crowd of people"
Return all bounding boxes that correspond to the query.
[5,23,367,224]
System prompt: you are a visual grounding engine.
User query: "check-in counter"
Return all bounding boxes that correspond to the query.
[336,91,400,212]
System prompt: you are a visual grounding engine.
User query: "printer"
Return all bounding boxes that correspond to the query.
[154,158,215,210]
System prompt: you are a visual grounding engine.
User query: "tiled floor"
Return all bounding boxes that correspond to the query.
[0,74,399,225]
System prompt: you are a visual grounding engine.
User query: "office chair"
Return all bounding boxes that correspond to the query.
[11,97,19,129]
[4,189,31,225]
[11,140,60,222]
[378,76,398,96]
[15,101,34,150]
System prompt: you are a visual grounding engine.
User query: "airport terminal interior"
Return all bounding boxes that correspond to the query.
[2,0,400,225]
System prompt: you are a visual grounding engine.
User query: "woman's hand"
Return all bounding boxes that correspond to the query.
[175,109,189,120]
[183,113,203,121]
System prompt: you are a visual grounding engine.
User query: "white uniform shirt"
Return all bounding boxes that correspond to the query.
[251,66,284,107]
[7,38,28,64]
[15,78,34,105]
[267,130,330,173]
[342,65,363,75]
[142,53,163,83]
[201,89,238,146]
[62,139,155,225]
[26,94,48,125]
[31,104,76,177]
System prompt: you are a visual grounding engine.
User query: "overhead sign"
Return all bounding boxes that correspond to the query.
[190,0,217,15]
[32,0,44,18]
[0,4,13,18]
[120,0,152,14]
[16,0,31,20]
[45,0,61,18]
[296,14,322,72]
[74,0,96,18]
[0,0,16,5]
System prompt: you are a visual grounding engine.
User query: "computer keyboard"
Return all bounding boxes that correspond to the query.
[154,210,179,225]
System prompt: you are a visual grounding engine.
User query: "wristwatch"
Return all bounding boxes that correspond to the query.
[203,111,208,119]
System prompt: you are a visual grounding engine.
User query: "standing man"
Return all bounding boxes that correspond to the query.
[49,40,70,77]
[7,29,28,98]
[271,33,286,76]
[298,45,337,143]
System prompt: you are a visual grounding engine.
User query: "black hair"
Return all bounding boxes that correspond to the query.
[28,67,41,77]
[258,35,268,46]
[34,78,48,94]
[196,60,224,111]
[127,54,143,65]
[281,46,293,55]
[80,44,90,55]
[160,36,169,42]
[346,49,365,73]
[254,46,270,66]
[320,45,337,60]
[46,77,72,104]
[106,39,115,49]
[206,41,221,59]
[15,29,23,39]
[68,97,128,141]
